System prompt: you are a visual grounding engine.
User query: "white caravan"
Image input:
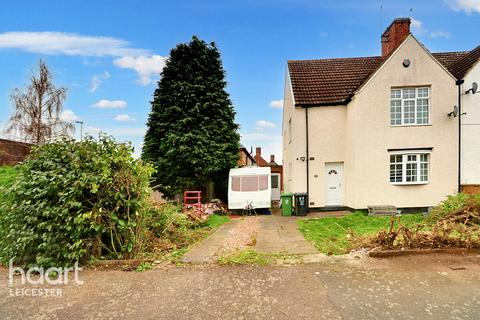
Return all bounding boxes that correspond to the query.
[228,167,271,210]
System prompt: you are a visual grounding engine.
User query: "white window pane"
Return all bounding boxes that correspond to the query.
[390,100,402,125]
[391,89,401,99]
[404,100,415,124]
[417,88,429,98]
[406,163,418,182]
[420,162,428,181]
[403,88,415,99]
[416,98,429,124]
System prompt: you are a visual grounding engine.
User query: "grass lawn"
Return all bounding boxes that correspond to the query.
[204,214,230,228]
[298,212,425,255]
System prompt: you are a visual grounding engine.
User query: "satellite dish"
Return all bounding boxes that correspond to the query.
[472,82,478,94]
[449,105,459,117]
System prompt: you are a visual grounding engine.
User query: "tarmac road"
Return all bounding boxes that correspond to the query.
[1,253,479,319]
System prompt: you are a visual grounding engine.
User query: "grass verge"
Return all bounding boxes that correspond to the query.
[298,212,425,255]
[218,248,268,266]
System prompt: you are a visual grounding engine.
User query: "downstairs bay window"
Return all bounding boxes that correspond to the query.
[389,153,429,184]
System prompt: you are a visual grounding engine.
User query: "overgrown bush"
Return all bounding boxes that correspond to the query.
[427,193,480,224]
[143,203,197,242]
[0,136,154,268]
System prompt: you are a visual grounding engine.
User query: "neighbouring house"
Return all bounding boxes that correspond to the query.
[282,18,480,211]
[237,144,256,167]
[254,147,283,201]
[457,46,480,193]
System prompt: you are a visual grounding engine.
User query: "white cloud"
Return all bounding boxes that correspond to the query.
[410,17,452,39]
[429,31,452,39]
[0,32,149,57]
[269,99,284,109]
[89,71,110,93]
[59,109,79,122]
[114,114,136,122]
[410,18,426,35]
[255,120,276,131]
[0,32,167,86]
[113,55,167,85]
[446,0,480,13]
[91,99,127,109]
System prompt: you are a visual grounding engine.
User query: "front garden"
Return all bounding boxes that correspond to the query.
[0,136,230,269]
[298,213,425,255]
[299,193,480,255]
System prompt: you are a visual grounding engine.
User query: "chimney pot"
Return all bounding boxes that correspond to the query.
[381,18,411,56]
[256,147,261,155]
[270,154,275,162]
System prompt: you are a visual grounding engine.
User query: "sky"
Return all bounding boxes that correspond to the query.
[0,0,479,162]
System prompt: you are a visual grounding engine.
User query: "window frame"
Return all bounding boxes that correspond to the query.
[389,152,430,185]
[390,87,431,127]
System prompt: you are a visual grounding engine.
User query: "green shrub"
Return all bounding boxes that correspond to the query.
[0,136,154,268]
[427,193,480,224]
[0,166,18,204]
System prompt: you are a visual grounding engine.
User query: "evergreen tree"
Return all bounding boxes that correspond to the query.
[142,36,240,197]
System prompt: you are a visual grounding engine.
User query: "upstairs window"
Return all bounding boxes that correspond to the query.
[389,153,429,184]
[390,87,430,126]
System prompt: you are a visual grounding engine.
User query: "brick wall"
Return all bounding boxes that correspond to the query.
[0,139,32,165]
[461,185,480,194]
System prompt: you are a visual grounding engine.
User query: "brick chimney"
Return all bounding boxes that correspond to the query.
[381,18,411,56]
[270,154,275,162]
[256,147,261,156]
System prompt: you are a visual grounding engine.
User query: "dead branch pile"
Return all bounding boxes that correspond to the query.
[363,211,480,251]
[184,200,231,222]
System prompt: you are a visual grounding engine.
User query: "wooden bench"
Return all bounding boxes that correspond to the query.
[368,205,397,216]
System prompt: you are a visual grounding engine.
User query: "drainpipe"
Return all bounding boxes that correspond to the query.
[305,106,310,196]
[456,79,464,194]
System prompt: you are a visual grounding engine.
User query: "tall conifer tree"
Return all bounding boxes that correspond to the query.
[142,36,240,196]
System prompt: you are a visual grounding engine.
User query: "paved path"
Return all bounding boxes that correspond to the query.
[2,253,480,319]
[181,219,241,263]
[181,215,317,263]
[255,215,318,254]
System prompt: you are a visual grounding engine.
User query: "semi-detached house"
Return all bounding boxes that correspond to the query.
[282,18,480,211]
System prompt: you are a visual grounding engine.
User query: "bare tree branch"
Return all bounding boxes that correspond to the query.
[5,60,74,145]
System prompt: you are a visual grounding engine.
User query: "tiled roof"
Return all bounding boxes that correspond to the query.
[288,49,477,106]
[448,46,480,79]
[432,51,469,68]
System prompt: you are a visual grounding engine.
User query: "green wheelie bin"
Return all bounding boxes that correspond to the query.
[280,192,293,216]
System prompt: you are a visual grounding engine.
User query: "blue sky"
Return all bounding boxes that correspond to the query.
[0,0,479,161]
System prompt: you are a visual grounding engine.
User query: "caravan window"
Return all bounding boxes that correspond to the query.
[259,175,268,191]
[242,176,259,192]
[231,176,241,191]
[231,175,270,192]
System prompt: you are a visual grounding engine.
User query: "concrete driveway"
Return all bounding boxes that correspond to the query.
[1,253,480,319]
[181,215,317,263]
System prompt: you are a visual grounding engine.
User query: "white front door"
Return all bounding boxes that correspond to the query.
[271,173,281,201]
[325,162,343,206]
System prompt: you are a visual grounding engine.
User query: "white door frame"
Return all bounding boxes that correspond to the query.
[325,162,344,206]
[271,173,281,201]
